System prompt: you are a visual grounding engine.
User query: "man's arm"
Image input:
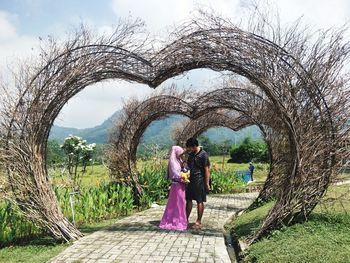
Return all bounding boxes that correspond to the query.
[204,166,210,192]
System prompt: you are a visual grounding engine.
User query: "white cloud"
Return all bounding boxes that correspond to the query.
[276,0,350,30]
[0,11,17,39]
[111,0,350,34]
[55,80,154,128]
[2,1,350,129]
[111,0,242,35]
[54,69,222,128]
[0,10,39,84]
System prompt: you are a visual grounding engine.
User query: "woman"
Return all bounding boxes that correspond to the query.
[159,145,188,231]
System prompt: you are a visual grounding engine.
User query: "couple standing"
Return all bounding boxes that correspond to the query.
[159,138,211,231]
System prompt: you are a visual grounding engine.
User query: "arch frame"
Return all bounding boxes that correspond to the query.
[0,16,347,241]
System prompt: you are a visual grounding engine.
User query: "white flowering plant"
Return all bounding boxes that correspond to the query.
[61,135,96,189]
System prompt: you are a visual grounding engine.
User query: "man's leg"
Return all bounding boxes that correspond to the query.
[196,202,204,225]
[186,200,193,221]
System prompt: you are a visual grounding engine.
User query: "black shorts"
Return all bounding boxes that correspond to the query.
[186,173,206,203]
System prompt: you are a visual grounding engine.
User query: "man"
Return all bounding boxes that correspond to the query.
[184,137,210,229]
[249,161,255,181]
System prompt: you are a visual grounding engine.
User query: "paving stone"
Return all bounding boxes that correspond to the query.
[49,193,257,263]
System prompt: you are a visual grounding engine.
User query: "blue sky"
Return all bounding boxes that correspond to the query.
[0,0,349,128]
[0,0,116,35]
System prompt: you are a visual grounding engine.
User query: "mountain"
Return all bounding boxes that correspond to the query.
[49,111,262,145]
[49,111,122,144]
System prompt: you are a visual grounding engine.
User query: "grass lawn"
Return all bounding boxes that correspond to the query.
[0,237,69,263]
[0,216,128,263]
[226,184,350,263]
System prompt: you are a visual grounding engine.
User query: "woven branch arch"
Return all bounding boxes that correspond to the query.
[173,104,290,205]
[108,87,275,182]
[0,15,348,242]
[108,92,195,195]
[173,111,253,146]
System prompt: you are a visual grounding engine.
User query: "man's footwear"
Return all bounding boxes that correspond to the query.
[191,222,202,230]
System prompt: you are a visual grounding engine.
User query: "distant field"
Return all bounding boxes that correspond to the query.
[48,156,269,187]
[2,156,348,191]
[49,164,110,188]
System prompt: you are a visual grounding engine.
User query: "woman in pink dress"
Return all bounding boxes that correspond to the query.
[159,146,188,231]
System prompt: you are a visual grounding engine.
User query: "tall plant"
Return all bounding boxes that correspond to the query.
[61,135,96,190]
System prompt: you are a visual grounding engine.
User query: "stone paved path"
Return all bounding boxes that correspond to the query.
[49,193,258,263]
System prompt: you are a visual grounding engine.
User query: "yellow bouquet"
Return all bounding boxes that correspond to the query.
[180,170,190,184]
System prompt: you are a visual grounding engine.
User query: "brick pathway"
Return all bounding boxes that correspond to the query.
[49,193,258,263]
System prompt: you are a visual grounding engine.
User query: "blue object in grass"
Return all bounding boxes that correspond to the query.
[243,170,251,182]
[235,170,251,182]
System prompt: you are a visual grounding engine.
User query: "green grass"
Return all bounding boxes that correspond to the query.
[226,201,275,241]
[209,156,269,184]
[49,164,110,188]
[0,217,126,263]
[245,214,350,263]
[79,216,127,234]
[335,172,350,182]
[226,184,350,263]
[0,237,69,263]
[49,158,269,193]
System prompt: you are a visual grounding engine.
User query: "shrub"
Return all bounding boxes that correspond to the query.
[229,137,269,163]
[138,166,169,203]
[54,182,134,224]
[211,169,246,194]
[0,201,42,247]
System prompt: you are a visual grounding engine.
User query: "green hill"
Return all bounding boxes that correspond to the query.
[49,112,262,146]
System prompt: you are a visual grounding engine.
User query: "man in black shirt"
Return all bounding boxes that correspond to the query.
[184,138,211,229]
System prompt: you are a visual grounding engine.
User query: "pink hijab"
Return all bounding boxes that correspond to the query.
[167,146,184,181]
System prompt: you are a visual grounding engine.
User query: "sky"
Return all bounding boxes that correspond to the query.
[0,0,349,128]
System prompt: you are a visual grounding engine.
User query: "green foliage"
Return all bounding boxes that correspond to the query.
[227,185,350,263]
[46,139,65,166]
[61,135,96,170]
[93,144,108,164]
[211,169,246,194]
[0,183,134,247]
[0,201,42,247]
[229,137,269,163]
[138,192,154,210]
[49,164,109,188]
[1,159,266,249]
[138,166,169,206]
[54,183,134,224]
[226,201,275,241]
[198,135,232,156]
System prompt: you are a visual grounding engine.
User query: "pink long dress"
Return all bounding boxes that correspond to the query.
[159,146,188,231]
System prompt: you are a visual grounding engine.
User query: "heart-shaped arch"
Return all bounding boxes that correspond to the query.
[0,17,346,241]
[109,87,295,242]
[108,87,278,183]
[112,87,289,211]
[173,111,290,205]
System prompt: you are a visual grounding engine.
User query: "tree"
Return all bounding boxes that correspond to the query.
[229,137,269,163]
[46,139,65,166]
[198,135,233,156]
